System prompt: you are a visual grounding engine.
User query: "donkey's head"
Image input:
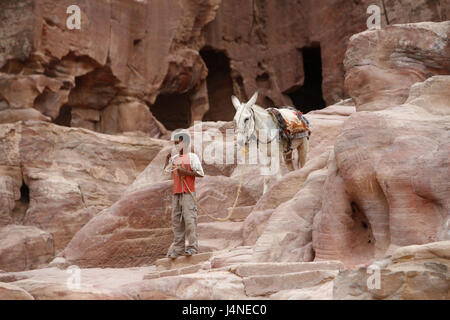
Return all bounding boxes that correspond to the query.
[232,91,258,147]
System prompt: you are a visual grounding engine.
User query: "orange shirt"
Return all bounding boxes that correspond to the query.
[172,153,196,194]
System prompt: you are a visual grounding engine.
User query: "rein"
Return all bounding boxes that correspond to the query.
[170,150,247,222]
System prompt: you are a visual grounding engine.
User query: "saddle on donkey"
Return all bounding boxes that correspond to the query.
[266,106,311,153]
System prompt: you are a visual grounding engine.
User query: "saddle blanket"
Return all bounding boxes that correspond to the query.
[266,106,310,137]
[277,108,308,134]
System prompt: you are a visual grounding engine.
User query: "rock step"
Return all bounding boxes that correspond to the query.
[198,205,254,223]
[146,248,251,279]
[229,261,344,277]
[144,264,204,280]
[243,270,339,296]
[154,252,213,271]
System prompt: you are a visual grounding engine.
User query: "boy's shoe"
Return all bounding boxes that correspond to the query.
[168,252,180,259]
[183,249,196,256]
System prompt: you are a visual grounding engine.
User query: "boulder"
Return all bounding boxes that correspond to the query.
[0,225,54,272]
[333,241,450,300]
[251,166,329,262]
[62,181,174,268]
[313,75,450,267]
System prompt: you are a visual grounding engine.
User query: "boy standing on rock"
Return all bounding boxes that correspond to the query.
[164,132,204,259]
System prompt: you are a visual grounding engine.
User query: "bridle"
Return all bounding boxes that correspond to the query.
[236,106,278,147]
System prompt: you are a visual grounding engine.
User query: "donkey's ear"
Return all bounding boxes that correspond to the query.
[231,95,241,110]
[246,91,258,107]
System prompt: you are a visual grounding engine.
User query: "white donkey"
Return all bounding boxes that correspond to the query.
[232,91,309,193]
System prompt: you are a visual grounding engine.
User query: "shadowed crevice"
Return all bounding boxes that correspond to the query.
[200,47,235,122]
[285,46,326,113]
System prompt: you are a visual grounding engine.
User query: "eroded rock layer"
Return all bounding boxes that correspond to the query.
[1,0,448,132]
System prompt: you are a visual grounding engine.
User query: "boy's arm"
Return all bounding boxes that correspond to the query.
[175,153,204,178]
[189,153,205,178]
[177,166,203,177]
[163,153,174,174]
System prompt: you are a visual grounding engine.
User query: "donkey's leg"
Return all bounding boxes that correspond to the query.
[261,147,272,194]
[262,161,273,194]
[263,175,269,194]
[262,144,282,194]
[277,151,283,181]
[298,137,309,168]
[284,150,295,171]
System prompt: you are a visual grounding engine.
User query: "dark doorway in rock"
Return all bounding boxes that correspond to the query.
[286,46,326,113]
[54,105,72,127]
[348,201,375,262]
[200,48,235,122]
[20,181,30,204]
[13,180,30,222]
[148,93,192,130]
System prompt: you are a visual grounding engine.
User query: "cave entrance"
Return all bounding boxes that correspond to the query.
[286,46,326,113]
[20,181,30,204]
[12,180,30,222]
[200,48,235,122]
[149,93,192,130]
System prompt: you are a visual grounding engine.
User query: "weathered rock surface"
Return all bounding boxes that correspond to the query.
[0,265,155,300]
[0,225,54,272]
[1,0,448,133]
[334,241,450,300]
[0,282,34,300]
[0,0,218,135]
[345,22,450,111]
[202,0,449,112]
[314,75,450,266]
[251,165,329,262]
[61,181,174,268]
[0,121,167,271]
[0,241,446,300]
[0,248,343,300]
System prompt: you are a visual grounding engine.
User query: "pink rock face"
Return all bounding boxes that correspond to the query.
[334,241,450,300]
[251,166,329,262]
[344,22,450,110]
[0,0,217,135]
[0,225,54,272]
[313,74,450,267]
[62,181,174,268]
[0,283,34,300]
[0,121,167,262]
[202,0,449,109]
[1,1,448,133]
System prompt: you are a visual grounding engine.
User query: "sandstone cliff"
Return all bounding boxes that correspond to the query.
[0,1,449,300]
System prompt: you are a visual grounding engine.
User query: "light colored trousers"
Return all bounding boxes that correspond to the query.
[167,192,198,256]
